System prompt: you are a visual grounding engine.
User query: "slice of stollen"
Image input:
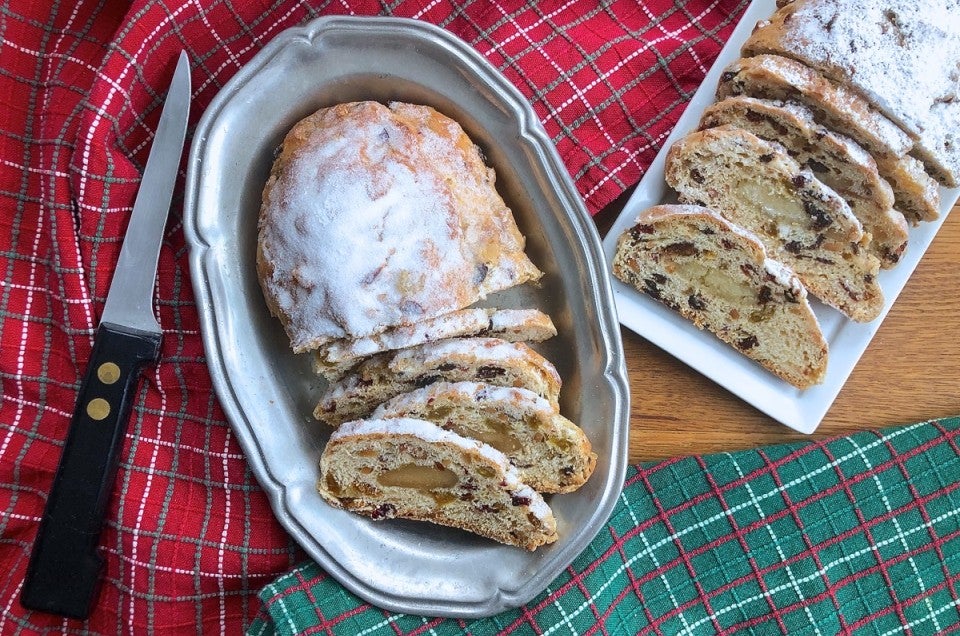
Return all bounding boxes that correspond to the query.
[664,126,883,322]
[715,54,940,223]
[317,417,558,551]
[313,337,562,427]
[312,308,557,380]
[372,381,596,493]
[699,96,909,267]
[742,0,960,187]
[612,204,828,389]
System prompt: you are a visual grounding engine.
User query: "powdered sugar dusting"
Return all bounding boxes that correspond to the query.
[258,102,539,352]
[762,257,807,296]
[725,54,913,158]
[638,204,774,251]
[372,380,553,420]
[320,309,491,361]
[749,0,960,182]
[775,99,878,169]
[392,336,542,367]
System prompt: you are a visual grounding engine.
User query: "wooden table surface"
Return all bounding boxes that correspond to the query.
[595,196,960,464]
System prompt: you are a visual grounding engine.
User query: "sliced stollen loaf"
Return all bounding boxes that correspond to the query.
[716,54,940,223]
[742,0,960,187]
[699,96,909,267]
[664,126,883,322]
[317,417,558,551]
[314,337,562,427]
[612,204,828,389]
[257,101,542,354]
[312,308,557,379]
[372,381,596,493]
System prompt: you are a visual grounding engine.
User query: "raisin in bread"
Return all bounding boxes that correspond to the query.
[314,337,562,426]
[312,308,557,379]
[613,205,828,388]
[372,381,595,493]
[257,101,542,353]
[699,96,908,267]
[716,54,940,223]
[664,126,883,322]
[317,417,558,550]
[743,0,960,187]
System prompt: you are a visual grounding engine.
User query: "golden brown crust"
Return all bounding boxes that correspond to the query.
[742,0,960,187]
[699,96,908,267]
[257,101,542,353]
[313,337,563,427]
[715,54,941,222]
[311,308,557,380]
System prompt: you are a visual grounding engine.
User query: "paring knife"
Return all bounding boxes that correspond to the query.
[20,51,191,620]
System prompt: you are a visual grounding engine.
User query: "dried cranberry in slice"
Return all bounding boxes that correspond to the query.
[511,494,532,507]
[370,503,397,520]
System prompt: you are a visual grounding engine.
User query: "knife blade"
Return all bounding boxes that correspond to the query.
[21,51,191,620]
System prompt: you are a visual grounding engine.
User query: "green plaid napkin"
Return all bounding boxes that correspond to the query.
[249,417,960,634]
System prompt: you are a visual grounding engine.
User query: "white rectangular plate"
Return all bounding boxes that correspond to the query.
[601,0,959,434]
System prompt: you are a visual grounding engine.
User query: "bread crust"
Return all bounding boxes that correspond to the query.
[743,0,960,187]
[313,337,562,426]
[716,54,940,223]
[312,308,557,380]
[317,417,559,551]
[372,381,596,493]
[700,96,908,267]
[257,101,542,353]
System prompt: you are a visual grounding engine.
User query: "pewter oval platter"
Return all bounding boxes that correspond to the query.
[183,16,629,618]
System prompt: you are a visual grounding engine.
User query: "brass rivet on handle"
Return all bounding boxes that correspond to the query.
[86,398,111,421]
[97,362,121,385]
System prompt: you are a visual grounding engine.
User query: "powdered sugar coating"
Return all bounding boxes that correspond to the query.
[258,102,541,352]
[637,203,780,252]
[388,337,563,388]
[744,0,960,185]
[330,417,552,520]
[320,309,492,362]
[762,257,807,297]
[775,101,882,174]
[639,205,810,296]
[718,54,913,158]
[488,309,555,336]
[373,380,555,421]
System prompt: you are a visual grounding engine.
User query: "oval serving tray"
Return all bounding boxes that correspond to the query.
[183,16,629,618]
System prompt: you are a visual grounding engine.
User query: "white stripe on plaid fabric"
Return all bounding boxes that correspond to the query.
[76,4,190,213]
[529,424,938,632]
[848,435,942,633]
[259,579,299,634]
[881,598,960,636]
[727,451,825,634]
[683,490,960,634]
[545,583,581,636]
[358,614,403,635]
[126,366,167,623]
[620,490,692,631]
[689,502,960,634]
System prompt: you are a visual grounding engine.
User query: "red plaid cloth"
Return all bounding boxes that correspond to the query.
[0,0,747,631]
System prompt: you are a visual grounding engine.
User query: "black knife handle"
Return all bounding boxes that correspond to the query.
[21,322,161,619]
